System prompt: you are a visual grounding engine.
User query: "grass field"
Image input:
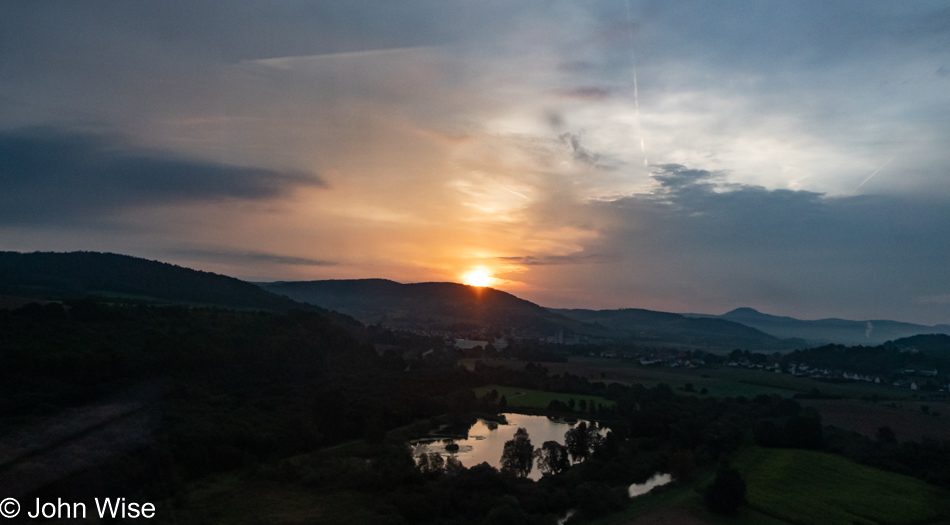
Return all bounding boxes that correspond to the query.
[801,399,950,441]
[733,447,950,525]
[577,469,792,525]
[473,384,614,410]
[502,357,920,401]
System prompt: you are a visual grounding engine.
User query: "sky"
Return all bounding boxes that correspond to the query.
[1,1,949,324]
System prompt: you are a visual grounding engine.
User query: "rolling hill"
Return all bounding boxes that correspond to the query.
[261,279,796,350]
[6,251,942,350]
[687,307,950,346]
[550,307,796,350]
[0,251,324,314]
[260,279,588,337]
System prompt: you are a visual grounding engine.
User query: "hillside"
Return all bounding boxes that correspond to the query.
[260,279,598,337]
[884,333,950,354]
[550,307,795,350]
[688,307,950,346]
[0,251,322,314]
[261,279,794,350]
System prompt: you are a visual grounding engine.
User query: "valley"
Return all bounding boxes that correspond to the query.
[0,252,948,524]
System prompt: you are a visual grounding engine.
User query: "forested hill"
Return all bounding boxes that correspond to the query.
[0,251,322,313]
[260,279,598,336]
[884,333,950,354]
[551,307,796,351]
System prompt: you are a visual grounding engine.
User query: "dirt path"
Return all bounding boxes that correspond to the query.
[620,508,714,525]
[0,382,165,497]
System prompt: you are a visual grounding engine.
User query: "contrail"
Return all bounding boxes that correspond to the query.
[855,155,894,192]
[500,185,530,200]
[626,0,648,167]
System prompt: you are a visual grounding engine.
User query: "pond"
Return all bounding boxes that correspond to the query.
[628,472,673,497]
[410,413,594,481]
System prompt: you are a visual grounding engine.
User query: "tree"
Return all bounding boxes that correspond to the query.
[500,427,534,477]
[704,467,746,515]
[785,409,823,449]
[876,426,897,444]
[753,420,784,447]
[445,455,465,475]
[534,441,570,476]
[668,449,697,481]
[565,421,601,462]
[417,452,445,474]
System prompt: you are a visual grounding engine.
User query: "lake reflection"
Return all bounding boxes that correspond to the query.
[628,473,672,498]
[411,413,590,481]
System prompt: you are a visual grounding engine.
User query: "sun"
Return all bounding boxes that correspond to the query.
[462,270,492,287]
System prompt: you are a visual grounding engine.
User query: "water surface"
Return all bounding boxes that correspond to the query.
[411,413,590,481]
[628,473,673,498]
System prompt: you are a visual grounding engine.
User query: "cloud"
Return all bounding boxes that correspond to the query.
[168,247,337,267]
[496,253,614,266]
[650,164,718,191]
[0,127,325,225]
[541,164,950,322]
[2,2,949,324]
[558,132,620,170]
[557,87,612,100]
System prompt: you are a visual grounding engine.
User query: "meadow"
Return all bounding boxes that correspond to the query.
[733,447,950,525]
[468,356,925,401]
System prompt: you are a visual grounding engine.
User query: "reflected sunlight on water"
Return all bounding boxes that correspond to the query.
[628,472,673,498]
[411,413,593,481]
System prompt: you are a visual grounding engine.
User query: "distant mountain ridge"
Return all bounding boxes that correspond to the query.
[685,307,950,346]
[549,307,795,350]
[260,279,588,336]
[261,279,798,350]
[4,251,945,350]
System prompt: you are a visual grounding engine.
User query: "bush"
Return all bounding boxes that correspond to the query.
[704,467,746,515]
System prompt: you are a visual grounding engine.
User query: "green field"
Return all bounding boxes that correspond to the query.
[733,447,950,525]
[582,447,950,525]
[536,357,919,401]
[473,384,614,410]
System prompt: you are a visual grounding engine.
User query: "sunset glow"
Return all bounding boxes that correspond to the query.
[462,270,492,288]
[1,2,949,324]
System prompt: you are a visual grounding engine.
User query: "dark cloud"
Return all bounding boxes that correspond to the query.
[0,127,325,225]
[497,253,614,266]
[557,87,612,101]
[650,164,717,190]
[575,164,950,322]
[558,132,619,170]
[169,248,337,267]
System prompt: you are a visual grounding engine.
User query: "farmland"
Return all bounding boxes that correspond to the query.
[469,356,929,401]
[582,447,950,525]
[801,399,950,441]
[733,447,950,525]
